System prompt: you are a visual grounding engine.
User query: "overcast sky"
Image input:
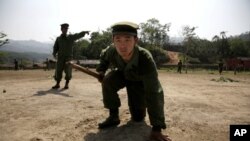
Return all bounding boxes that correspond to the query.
[0,0,249,42]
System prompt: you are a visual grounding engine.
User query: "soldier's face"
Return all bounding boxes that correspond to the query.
[113,34,138,58]
[61,27,68,35]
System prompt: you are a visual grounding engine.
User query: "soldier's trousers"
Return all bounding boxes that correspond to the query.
[102,70,146,117]
[54,57,72,81]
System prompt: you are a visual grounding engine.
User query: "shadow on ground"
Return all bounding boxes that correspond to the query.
[34,88,72,97]
[84,121,152,141]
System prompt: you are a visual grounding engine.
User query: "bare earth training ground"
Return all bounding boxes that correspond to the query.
[0,69,249,141]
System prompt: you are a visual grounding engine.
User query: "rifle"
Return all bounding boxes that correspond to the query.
[66,61,100,79]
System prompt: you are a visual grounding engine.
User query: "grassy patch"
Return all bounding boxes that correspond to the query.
[211,76,239,82]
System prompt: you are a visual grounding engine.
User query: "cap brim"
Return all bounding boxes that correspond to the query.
[112,32,137,36]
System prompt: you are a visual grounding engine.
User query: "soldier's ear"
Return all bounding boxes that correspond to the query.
[134,36,139,43]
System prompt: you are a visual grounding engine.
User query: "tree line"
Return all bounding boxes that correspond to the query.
[1,18,250,66]
[72,18,250,65]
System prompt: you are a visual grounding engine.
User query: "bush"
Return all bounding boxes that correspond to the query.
[145,46,170,65]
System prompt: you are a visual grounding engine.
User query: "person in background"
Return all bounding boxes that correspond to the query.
[218,60,223,75]
[14,59,18,70]
[45,58,50,71]
[52,23,89,89]
[177,60,182,73]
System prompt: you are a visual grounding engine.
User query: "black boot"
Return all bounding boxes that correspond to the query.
[98,108,120,129]
[52,81,60,89]
[130,108,146,122]
[64,80,69,89]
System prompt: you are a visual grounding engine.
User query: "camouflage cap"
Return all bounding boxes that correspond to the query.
[111,21,139,36]
[60,23,69,29]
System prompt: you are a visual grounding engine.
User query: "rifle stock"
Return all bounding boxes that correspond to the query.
[67,61,100,79]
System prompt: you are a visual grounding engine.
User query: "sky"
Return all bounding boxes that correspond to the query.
[0,0,250,42]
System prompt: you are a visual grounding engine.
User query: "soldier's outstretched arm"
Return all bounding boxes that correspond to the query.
[83,31,90,35]
[71,31,90,41]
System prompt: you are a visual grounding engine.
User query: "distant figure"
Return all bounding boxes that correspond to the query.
[218,61,223,75]
[14,59,18,70]
[239,60,244,72]
[234,60,244,75]
[177,60,182,73]
[234,63,238,75]
[45,58,50,71]
[52,23,89,89]
[76,60,80,65]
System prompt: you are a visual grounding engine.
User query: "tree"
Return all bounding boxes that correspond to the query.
[229,31,250,57]
[182,25,198,73]
[72,39,90,60]
[229,38,249,57]
[0,32,9,47]
[218,31,230,59]
[86,30,112,59]
[137,18,171,65]
[139,18,171,48]
[192,38,217,63]
[212,31,230,60]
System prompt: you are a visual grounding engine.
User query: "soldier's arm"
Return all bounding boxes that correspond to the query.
[143,68,166,131]
[96,46,112,73]
[139,52,166,132]
[96,46,116,82]
[70,31,89,41]
[52,38,59,58]
[142,68,170,140]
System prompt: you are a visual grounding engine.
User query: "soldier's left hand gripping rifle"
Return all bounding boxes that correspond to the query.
[66,61,103,81]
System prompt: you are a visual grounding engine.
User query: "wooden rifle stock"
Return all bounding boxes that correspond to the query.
[67,61,100,79]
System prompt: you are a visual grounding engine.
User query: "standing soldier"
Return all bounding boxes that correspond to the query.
[96,21,171,141]
[218,60,223,75]
[52,23,89,89]
[45,58,50,71]
[177,60,182,73]
[14,59,18,70]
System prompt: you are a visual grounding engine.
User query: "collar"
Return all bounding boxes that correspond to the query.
[124,45,139,71]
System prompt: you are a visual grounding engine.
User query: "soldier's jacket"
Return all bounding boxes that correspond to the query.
[97,45,166,128]
[53,31,86,58]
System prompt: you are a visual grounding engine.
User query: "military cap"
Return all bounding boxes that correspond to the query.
[111,21,139,36]
[60,23,69,29]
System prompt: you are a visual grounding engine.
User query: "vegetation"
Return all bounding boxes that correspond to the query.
[138,18,171,65]
[72,18,171,65]
[211,76,239,82]
[71,18,249,67]
[0,32,8,47]
[1,18,250,68]
[84,30,112,59]
[167,31,250,64]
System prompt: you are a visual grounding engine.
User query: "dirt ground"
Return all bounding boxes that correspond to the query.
[0,69,250,141]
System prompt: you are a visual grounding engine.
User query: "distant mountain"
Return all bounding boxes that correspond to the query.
[0,51,53,65]
[0,40,53,54]
[169,36,184,44]
[237,31,250,41]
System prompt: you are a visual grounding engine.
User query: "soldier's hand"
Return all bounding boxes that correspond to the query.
[150,131,171,141]
[85,31,90,35]
[97,72,105,83]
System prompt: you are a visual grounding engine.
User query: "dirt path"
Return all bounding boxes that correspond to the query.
[167,51,180,64]
[0,70,250,141]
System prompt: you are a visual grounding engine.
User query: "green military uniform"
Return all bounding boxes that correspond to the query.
[97,44,166,130]
[53,26,87,82]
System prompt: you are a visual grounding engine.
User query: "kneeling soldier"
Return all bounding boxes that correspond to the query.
[96,21,171,141]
